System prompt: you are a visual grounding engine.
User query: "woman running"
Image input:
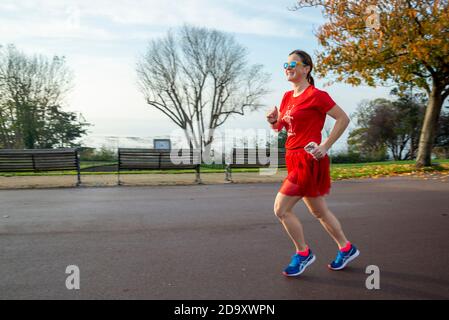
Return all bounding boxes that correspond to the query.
[266,50,360,277]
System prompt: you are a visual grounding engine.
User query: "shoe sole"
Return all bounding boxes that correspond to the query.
[328,249,360,271]
[283,255,316,277]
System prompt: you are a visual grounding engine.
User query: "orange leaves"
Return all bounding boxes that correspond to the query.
[373,30,384,50]
[331,162,449,181]
[406,8,418,19]
[296,0,447,90]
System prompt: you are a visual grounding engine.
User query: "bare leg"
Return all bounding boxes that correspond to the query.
[274,192,307,252]
[302,196,349,248]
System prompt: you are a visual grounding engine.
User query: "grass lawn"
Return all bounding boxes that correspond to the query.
[330,159,449,180]
[1,158,448,180]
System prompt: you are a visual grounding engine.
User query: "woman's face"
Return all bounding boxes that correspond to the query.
[285,54,309,83]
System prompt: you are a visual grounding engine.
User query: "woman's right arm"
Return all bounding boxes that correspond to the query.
[270,119,283,132]
[269,92,289,132]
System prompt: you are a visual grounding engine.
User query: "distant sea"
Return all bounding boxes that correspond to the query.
[76,134,348,156]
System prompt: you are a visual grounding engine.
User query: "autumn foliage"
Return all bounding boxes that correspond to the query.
[291,0,449,166]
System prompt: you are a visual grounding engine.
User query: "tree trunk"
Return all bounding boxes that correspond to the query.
[415,82,444,167]
[409,135,415,160]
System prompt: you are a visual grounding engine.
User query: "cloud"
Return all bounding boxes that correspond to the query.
[0,0,320,40]
[0,19,116,41]
[0,0,332,142]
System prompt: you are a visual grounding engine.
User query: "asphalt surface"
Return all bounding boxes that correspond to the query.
[0,176,448,300]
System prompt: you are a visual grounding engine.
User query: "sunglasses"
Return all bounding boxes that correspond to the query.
[283,61,307,69]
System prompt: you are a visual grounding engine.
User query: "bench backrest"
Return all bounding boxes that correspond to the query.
[0,148,80,172]
[118,148,200,170]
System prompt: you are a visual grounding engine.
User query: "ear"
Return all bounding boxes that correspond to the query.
[306,65,311,74]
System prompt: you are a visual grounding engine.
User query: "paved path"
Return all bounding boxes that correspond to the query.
[0,176,448,299]
[0,171,288,189]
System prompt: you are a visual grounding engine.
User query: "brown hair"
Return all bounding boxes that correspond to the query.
[288,49,314,86]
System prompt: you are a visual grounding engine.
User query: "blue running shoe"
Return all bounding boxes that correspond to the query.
[328,244,360,270]
[282,250,316,277]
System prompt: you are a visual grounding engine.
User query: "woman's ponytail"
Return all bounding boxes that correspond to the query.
[307,74,315,86]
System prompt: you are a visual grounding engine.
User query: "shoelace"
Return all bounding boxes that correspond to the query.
[289,254,306,267]
[334,250,346,264]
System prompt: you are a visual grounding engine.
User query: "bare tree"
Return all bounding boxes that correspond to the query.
[136,24,271,156]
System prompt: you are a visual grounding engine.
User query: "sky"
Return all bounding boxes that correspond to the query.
[1,0,393,152]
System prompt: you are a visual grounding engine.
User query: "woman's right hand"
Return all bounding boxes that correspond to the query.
[266,106,278,124]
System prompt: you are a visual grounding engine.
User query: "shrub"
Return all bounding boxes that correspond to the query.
[79,146,117,161]
[330,150,388,163]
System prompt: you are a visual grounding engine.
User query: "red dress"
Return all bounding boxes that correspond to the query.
[272,85,336,197]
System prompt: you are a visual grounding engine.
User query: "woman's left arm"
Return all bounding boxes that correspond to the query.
[312,104,350,159]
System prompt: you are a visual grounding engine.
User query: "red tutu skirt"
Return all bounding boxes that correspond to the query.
[279,147,331,197]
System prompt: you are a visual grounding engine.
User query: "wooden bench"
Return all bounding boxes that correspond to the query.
[224,148,286,182]
[117,148,202,185]
[0,148,81,186]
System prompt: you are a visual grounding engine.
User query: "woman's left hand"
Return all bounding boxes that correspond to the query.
[311,144,328,160]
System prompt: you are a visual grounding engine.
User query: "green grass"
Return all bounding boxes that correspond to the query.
[331,158,449,167]
[1,159,448,180]
[79,161,117,169]
[330,159,449,180]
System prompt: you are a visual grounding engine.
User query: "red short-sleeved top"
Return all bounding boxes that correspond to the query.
[273,84,336,150]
